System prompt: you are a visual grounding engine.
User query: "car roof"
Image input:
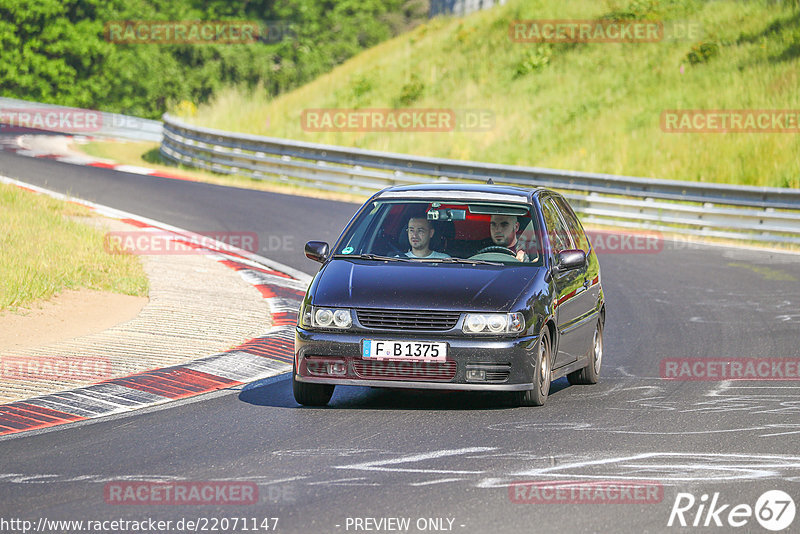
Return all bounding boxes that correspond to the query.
[374,183,549,204]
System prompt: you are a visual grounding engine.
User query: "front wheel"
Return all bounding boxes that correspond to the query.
[567,317,603,385]
[513,326,552,407]
[293,374,335,406]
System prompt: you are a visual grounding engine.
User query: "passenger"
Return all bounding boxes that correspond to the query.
[406,216,450,259]
[490,214,529,262]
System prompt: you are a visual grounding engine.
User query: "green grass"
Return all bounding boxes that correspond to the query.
[0,184,149,311]
[185,0,800,189]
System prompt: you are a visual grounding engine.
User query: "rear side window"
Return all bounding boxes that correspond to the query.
[541,197,573,254]
[553,196,590,252]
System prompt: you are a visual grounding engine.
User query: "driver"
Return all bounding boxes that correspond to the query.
[490,214,529,262]
[406,216,450,259]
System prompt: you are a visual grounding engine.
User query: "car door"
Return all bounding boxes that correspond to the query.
[552,195,600,363]
[541,196,590,368]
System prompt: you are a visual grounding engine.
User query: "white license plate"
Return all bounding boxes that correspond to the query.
[362,340,447,361]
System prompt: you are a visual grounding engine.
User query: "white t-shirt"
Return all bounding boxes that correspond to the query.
[405,250,450,259]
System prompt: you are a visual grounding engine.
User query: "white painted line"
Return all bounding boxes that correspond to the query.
[113,165,155,175]
[79,383,168,405]
[760,429,800,437]
[509,452,800,482]
[245,475,308,485]
[57,391,134,415]
[721,386,800,389]
[55,156,96,165]
[335,447,496,474]
[240,373,291,391]
[306,477,368,486]
[408,478,464,486]
[185,352,290,382]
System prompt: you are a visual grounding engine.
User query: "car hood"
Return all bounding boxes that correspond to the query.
[311,259,541,311]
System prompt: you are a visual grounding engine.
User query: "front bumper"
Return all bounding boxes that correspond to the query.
[295,328,540,391]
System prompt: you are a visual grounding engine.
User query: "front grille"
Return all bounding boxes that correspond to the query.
[356,309,460,331]
[353,360,457,381]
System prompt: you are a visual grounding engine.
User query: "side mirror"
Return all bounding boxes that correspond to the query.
[305,241,329,263]
[555,249,586,272]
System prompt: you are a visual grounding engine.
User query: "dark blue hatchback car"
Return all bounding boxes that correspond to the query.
[294,184,604,407]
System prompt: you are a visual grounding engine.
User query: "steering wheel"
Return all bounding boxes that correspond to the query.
[474,245,518,257]
[386,244,402,256]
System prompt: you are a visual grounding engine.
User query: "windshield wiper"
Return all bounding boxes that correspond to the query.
[423,257,503,266]
[333,254,411,262]
[333,254,502,266]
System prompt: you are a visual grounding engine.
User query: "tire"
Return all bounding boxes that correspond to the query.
[293,374,335,406]
[514,326,552,407]
[567,317,603,385]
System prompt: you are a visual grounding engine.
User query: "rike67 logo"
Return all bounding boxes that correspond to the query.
[668,490,796,531]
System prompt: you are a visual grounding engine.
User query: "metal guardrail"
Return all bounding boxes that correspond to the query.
[160,114,800,245]
[0,97,162,142]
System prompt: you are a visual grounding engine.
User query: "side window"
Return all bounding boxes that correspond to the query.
[553,196,589,252]
[541,197,573,254]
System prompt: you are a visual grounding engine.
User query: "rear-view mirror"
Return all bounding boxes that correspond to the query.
[427,209,466,221]
[556,249,586,272]
[305,241,329,263]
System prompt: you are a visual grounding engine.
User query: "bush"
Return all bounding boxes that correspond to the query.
[685,41,719,65]
[514,45,552,78]
[0,0,428,119]
[395,73,425,106]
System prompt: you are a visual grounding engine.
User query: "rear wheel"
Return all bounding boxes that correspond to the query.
[293,374,335,406]
[567,317,603,385]
[514,326,552,407]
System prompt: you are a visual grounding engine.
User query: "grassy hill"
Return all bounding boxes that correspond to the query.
[185,0,800,188]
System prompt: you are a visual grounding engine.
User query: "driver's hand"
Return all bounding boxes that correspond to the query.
[516,250,529,262]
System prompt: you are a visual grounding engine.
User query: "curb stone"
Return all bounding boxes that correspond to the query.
[0,176,309,437]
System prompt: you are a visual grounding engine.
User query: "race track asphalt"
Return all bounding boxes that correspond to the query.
[2,145,799,533]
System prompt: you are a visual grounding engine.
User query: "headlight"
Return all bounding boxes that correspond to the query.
[487,314,506,333]
[333,309,353,328]
[465,314,486,332]
[304,306,353,329]
[463,312,525,335]
[315,308,334,326]
[300,302,313,327]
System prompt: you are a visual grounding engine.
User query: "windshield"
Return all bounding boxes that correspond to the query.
[334,200,544,266]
